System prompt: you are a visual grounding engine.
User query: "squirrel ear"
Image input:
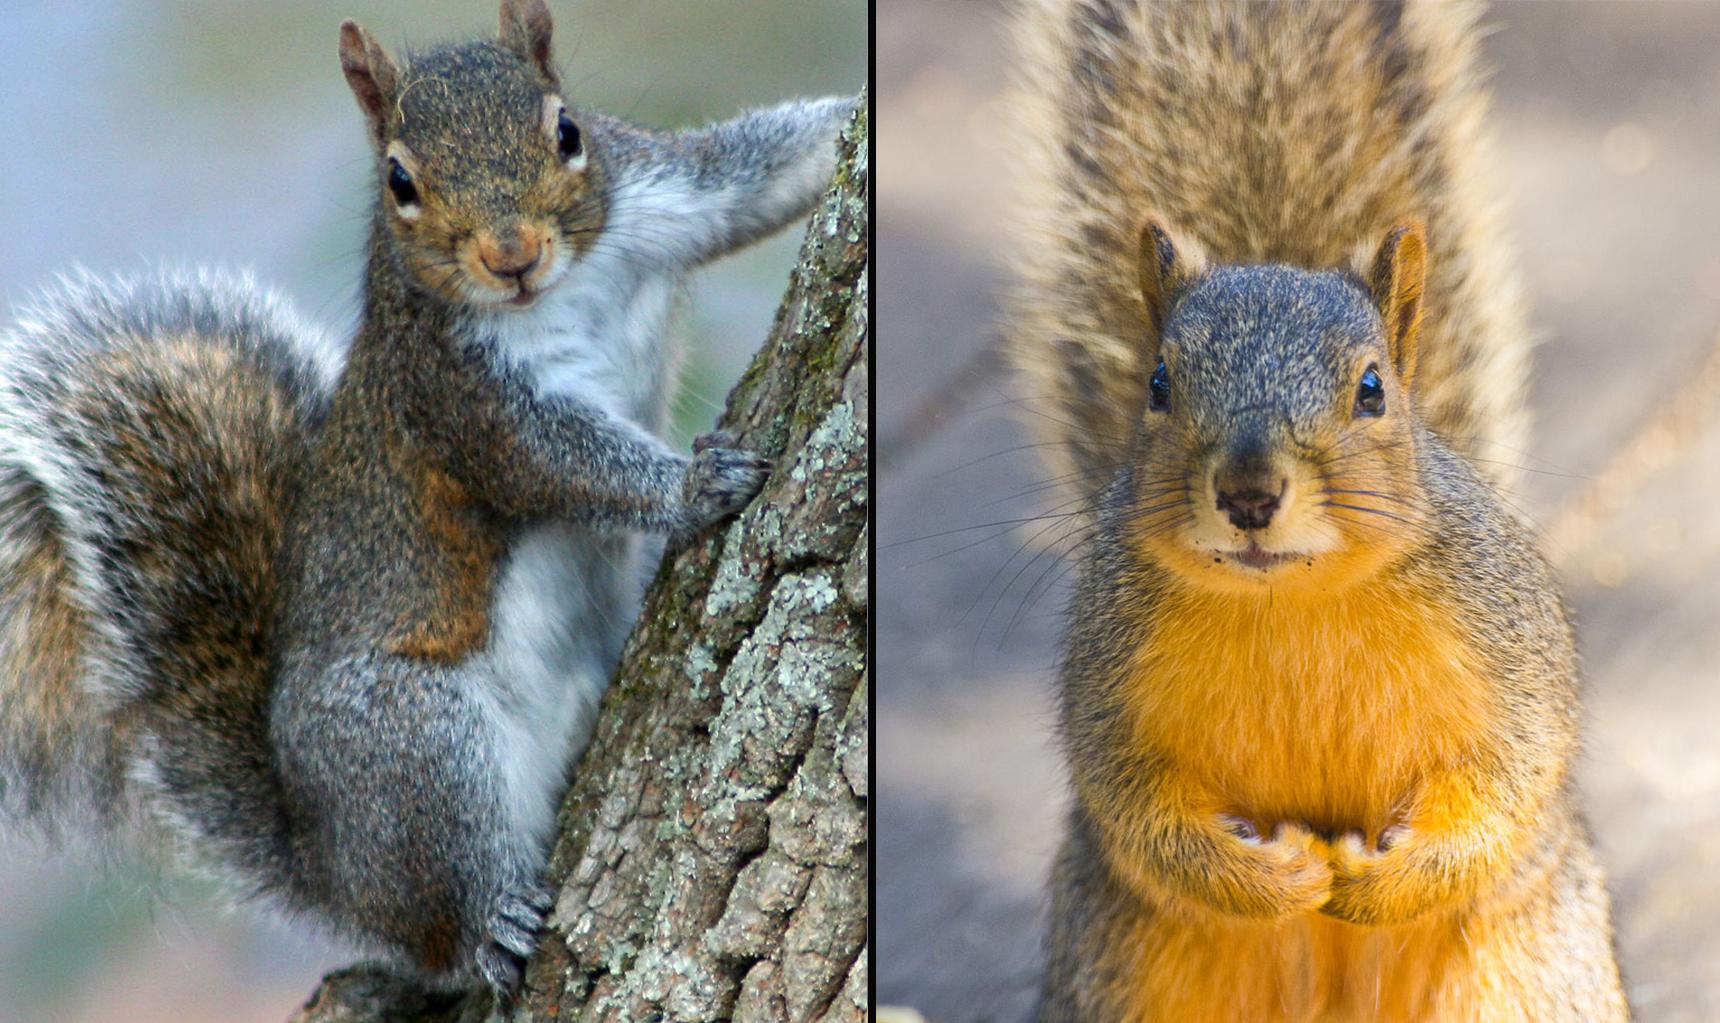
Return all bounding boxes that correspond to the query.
[1136,214,1207,337]
[338,20,400,143]
[499,0,558,85]
[1369,219,1427,387]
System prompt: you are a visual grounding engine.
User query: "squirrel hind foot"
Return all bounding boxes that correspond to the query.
[473,881,556,998]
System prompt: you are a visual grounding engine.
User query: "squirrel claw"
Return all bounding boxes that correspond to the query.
[476,884,553,998]
[692,428,737,453]
[1218,813,1263,844]
[1335,824,1409,863]
[1337,829,1374,859]
[1377,823,1411,852]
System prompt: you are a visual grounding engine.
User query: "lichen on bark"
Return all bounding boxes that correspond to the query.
[291,95,869,1023]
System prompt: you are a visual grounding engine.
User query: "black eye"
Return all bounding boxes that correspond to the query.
[386,158,418,207]
[1149,358,1171,412]
[1355,364,1385,417]
[556,110,583,161]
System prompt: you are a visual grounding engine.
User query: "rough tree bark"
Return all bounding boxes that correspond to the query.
[289,97,868,1023]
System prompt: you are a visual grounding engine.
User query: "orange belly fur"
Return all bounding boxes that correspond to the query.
[1115,906,1473,1022]
[1116,576,1494,1020]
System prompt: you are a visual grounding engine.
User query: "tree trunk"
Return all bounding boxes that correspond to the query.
[290,96,869,1023]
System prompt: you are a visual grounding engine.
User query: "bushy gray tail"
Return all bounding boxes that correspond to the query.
[0,269,337,886]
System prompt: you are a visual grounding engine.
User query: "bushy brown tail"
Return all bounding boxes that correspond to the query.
[1008,0,1530,504]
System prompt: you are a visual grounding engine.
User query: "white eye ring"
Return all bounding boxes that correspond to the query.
[384,142,423,220]
[542,94,587,171]
[557,110,587,171]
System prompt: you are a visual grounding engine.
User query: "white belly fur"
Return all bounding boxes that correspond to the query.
[473,263,681,852]
[480,523,640,852]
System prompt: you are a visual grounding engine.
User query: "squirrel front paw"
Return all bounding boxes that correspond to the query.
[1196,816,1332,919]
[1322,825,1445,926]
[474,882,555,999]
[683,430,771,531]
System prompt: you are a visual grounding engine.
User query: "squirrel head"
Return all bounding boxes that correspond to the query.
[338,0,603,310]
[1125,215,1431,595]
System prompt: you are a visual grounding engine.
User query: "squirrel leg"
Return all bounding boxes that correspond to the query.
[272,654,560,998]
[1075,768,1332,919]
[436,383,769,540]
[599,95,857,271]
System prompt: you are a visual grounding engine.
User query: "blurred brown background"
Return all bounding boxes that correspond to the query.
[878,2,1720,1021]
[0,2,863,1021]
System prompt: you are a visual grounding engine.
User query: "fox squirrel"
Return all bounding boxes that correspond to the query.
[1006,2,1628,1020]
[0,0,849,998]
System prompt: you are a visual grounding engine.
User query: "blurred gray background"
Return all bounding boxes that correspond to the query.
[879,2,1720,1021]
[0,2,863,1021]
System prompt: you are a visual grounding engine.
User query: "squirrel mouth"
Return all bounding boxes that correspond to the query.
[1223,542,1299,571]
[507,286,539,307]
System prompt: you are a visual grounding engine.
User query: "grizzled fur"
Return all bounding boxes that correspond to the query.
[0,0,849,998]
[0,269,332,862]
[1046,413,1626,1020]
[1007,4,1625,1017]
[1040,260,1626,1018]
[1008,0,1534,515]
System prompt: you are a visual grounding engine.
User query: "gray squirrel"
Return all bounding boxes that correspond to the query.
[0,0,852,997]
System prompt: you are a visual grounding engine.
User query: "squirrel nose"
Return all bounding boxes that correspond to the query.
[477,233,543,281]
[1216,485,1282,531]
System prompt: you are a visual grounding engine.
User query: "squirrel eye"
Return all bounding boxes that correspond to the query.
[556,109,583,163]
[386,158,418,207]
[1149,358,1171,412]
[1355,364,1386,417]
